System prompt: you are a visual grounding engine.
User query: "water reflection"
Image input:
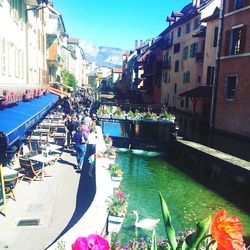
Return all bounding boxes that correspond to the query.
[113,153,250,246]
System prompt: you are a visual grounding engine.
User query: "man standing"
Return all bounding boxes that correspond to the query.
[73,127,88,169]
[65,115,76,149]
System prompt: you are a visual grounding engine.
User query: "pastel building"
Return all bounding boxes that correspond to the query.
[213,0,250,138]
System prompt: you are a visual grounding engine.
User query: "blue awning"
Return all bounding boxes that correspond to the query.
[0,93,59,148]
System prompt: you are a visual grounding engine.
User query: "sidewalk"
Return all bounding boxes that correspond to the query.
[0,148,81,250]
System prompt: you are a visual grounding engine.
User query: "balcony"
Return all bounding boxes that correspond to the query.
[196,52,204,63]
[162,60,171,69]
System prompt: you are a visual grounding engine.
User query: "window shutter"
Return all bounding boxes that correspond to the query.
[206,66,212,85]
[239,25,247,54]
[224,30,231,56]
[228,0,234,12]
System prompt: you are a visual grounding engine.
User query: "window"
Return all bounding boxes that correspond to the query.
[225,25,247,55]
[178,27,181,37]
[183,71,190,83]
[1,37,6,75]
[180,99,184,108]
[183,46,189,60]
[213,27,218,47]
[229,0,250,12]
[174,83,177,94]
[174,60,179,72]
[185,23,191,34]
[185,97,189,108]
[193,17,200,30]
[163,72,168,83]
[206,66,215,85]
[190,43,198,58]
[173,43,180,53]
[171,31,174,43]
[225,75,237,100]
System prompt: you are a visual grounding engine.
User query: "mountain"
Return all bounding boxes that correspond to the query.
[79,40,124,68]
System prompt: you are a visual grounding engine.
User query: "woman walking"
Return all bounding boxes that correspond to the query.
[73,127,88,170]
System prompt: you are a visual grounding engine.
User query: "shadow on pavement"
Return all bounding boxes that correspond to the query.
[46,144,96,249]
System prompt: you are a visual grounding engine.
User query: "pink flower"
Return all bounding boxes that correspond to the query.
[72,234,110,250]
[116,190,125,199]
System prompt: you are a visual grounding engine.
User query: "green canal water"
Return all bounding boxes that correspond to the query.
[113,152,250,245]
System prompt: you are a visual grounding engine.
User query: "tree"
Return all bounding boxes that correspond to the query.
[61,69,77,88]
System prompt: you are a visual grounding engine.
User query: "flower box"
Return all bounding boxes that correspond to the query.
[127,116,141,121]
[112,115,126,120]
[97,114,110,119]
[158,118,173,123]
[142,117,157,123]
[107,214,126,233]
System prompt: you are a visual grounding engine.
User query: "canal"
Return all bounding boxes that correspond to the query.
[103,122,250,245]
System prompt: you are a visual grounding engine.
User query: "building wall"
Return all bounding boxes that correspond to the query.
[0,0,27,92]
[215,5,250,138]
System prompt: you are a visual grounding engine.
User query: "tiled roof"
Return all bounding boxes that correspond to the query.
[160,4,198,36]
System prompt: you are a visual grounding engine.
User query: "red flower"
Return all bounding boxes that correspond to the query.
[72,234,110,250]
[211,210,244,250]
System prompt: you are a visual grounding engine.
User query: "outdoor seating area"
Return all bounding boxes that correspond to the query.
[2,109,66,200]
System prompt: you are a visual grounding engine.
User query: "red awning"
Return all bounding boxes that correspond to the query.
[179,86,212,98]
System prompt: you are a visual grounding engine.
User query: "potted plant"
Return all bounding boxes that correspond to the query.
[104,134,113,149]
[127,109,141,121]
[112,108,126,120]
[97,107,110,119]
[142,111,157,122]
[105,146,117,159]
[107,188,128,219]
[158,111,175,123]
[108,163,124,181]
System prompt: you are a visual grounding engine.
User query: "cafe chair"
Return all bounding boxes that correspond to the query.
[4,172,19,201]
[19,158,43,184]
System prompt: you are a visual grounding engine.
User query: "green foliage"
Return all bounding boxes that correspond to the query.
[181,216,211,250]
[159,192,178,250]
[61,69,77,88]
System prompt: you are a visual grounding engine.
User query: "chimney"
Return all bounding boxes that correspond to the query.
[135,40,138,49]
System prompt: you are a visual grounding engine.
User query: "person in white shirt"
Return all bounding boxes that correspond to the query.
[83,112,92,128]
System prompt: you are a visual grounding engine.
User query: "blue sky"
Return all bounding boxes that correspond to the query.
[53,0,190,50]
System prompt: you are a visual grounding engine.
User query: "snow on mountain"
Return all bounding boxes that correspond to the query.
[79,40,124,68]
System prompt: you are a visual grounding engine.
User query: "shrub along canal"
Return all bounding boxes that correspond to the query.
[103,122,250,245]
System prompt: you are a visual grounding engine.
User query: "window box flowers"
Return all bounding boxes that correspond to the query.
[97,107,110,119]
[112,108,126,120]
[127,110,141,121]
[142,111,157,122]
[158,111,175,123]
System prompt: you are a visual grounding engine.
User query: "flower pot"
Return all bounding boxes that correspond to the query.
[111,176,123,182]
[107,214,125,233]
[127,116,141,121]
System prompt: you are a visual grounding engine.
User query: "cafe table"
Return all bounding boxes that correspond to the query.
[40,143,62,154]
[29,135,48,141]
[29,154,57,178]
[33,128,50,134]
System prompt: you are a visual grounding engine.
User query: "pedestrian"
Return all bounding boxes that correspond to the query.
[83,112,92,128]
[73,126,88,169]
[65,115,76,149]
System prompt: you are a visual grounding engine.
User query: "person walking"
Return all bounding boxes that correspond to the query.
[65,115,76,149]
[73,127,88,169]
[83,112,92,128]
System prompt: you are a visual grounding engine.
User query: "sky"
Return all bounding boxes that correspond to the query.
[53,0,191,50]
